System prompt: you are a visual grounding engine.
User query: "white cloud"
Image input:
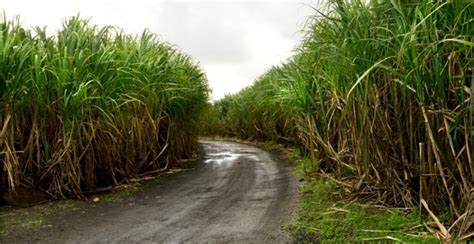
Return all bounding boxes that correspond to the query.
[1,0,317,100]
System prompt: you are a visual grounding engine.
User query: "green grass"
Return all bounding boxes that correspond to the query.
[0,200,78,236]
[287,179,439,243]
[280,144,438,242]
[102,187,140,202]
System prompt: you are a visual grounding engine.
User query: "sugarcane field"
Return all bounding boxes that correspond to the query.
[0,0,472,243]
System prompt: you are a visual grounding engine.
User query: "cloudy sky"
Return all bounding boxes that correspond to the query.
[2,0,318,100]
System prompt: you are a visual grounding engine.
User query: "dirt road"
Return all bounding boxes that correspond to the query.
[5,140,296,243]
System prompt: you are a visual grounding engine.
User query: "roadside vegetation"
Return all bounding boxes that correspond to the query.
[203,0,473,241]
[0,15,209,200]
[285,147,439,243]
[288,178,439,242]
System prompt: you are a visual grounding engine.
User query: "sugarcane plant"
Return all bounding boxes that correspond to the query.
[0,15,210,199]
[205,0,473,240]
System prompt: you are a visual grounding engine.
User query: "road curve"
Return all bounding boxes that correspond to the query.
[10,140,296,243]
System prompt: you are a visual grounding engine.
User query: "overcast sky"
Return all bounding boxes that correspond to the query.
[2,0,317,100]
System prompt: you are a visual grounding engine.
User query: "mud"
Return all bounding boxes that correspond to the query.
[1,140,297,243]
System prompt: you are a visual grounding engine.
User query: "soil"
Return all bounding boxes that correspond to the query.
[0,140,297,243]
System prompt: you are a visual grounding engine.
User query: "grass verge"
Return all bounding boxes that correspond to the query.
[0,200,79,237]
[283,148,439,243]
[286,179,439,243]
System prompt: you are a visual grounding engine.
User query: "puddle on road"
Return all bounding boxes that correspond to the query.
[204,152,240,165]
[201,142,261,166]
[203,148,260,165]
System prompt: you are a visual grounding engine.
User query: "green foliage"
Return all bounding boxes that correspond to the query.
[0,15,209,198]
[205,0,473,239]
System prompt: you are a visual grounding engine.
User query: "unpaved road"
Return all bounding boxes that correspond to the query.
[4,140,296,243]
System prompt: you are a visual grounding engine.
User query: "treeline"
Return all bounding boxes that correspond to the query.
[204,0,473,238]
[0,16,209,199]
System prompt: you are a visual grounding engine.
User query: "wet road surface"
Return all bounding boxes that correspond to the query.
[5,140,296,243]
